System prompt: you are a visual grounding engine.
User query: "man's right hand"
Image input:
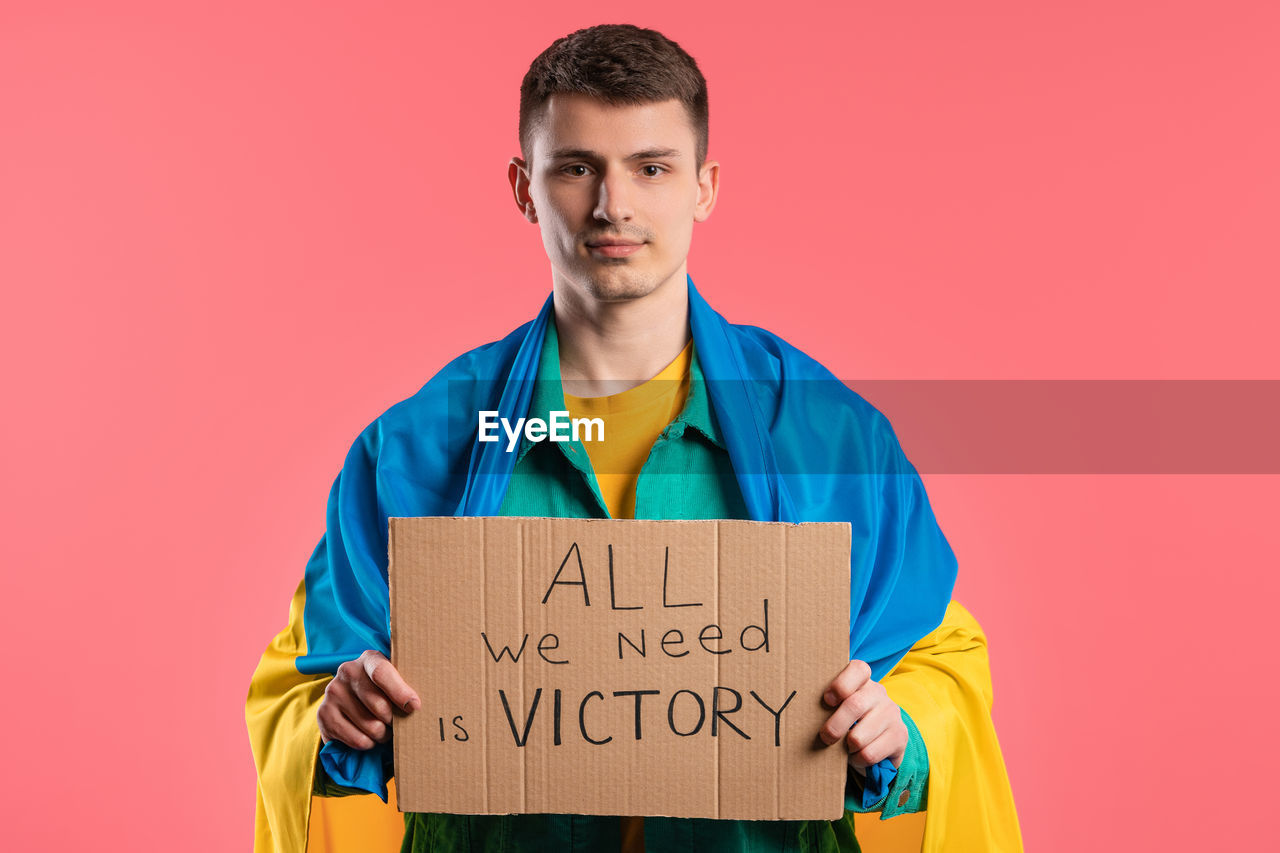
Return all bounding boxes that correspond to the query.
[317,650,421,750]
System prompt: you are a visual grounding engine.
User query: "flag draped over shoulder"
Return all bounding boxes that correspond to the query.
[245,276,1021,852]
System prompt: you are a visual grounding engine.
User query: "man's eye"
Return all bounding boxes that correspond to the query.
[563,165,589,177]
[640,165,665,177]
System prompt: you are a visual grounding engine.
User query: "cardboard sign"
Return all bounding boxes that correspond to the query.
[389,516,851,820]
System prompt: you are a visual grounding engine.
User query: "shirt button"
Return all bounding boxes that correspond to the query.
[897,790,910,807]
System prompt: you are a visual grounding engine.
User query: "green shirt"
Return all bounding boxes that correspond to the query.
[331,319,929,852]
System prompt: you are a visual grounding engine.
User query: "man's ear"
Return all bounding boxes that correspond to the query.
[694,159,720,223]
[508,158,538,223]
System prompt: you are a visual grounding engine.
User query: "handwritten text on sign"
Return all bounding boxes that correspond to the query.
[389,517,850,819]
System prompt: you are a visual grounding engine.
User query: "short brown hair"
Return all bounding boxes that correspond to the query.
[519,24,709,167]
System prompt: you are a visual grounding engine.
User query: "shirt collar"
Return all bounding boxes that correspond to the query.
[514,315,726,464]
[671,338,725,449]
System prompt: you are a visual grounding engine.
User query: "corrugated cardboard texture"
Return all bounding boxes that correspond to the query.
[389,517,851,820]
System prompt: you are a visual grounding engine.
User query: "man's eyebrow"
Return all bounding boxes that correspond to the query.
[625,147,682,160]
[546,147,682,161]
[546,148,599,161]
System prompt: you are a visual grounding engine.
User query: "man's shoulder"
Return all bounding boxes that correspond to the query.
[724,321,890,429]
[341,319,536,464]
[723,320,925,487]
[380,321,534,429]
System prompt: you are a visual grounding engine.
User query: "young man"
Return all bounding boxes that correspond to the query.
[247,24,1021,853]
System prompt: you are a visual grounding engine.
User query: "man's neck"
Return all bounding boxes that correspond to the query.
[553,269,692,398]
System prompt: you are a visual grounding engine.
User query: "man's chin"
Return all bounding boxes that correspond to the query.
[579,273,663,302]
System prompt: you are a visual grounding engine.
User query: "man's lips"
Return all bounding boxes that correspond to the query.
[586,239,645,258]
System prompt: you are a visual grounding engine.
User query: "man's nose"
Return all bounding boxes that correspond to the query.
[593,169,634,223]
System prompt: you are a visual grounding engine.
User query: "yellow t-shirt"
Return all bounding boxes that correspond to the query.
[562,339,692,521]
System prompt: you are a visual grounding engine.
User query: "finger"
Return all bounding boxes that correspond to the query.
[820,690,871,745]
[843,702,894,755]
[362,652,421,713]
[343,700,392,744]
[321,678,389,745]
[350,675,396,725]
[824,659,872,707]
[318,701,375,750]
[847,727,903,771]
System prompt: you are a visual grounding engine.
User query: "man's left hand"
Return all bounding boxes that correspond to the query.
[820,659,907,773]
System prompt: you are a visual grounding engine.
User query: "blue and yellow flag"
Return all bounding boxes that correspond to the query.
[246,277,1021,851]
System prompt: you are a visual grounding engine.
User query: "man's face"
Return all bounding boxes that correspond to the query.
[510,94,718,303]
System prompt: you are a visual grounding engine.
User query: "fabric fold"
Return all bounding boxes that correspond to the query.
[882,600,1024,850]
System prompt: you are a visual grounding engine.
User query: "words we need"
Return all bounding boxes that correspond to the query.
[481,542,773,666]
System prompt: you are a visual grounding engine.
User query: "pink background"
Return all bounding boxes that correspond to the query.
[3,1,1277,849]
